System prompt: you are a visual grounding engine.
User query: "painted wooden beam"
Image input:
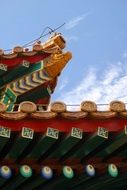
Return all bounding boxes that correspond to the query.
[2,165,32,190]
[0,60,42,87]
[16,85,51,103]
[0,63,8,77]
[0,166,12,187]
[27,127,59,159]
[19,166,53,190]
[96,127,127,160]
[0,126,11,152]
[80,164,119,190]
[69,165,96,189]
[104,173,127,190]
[68,164,118,190]
[40,166,74,190]
[69,127,108,160]
[48,127,83,159]
[5,127,34,161]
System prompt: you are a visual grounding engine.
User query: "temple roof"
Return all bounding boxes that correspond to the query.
[0,33,66,61]
[0,34,126,189]
[0,100,127,189]
[0,100,126,121]
[0,33,72,112]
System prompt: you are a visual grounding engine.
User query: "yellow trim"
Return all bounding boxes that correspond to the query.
[6,87,17,98]
[25,75,37,87]
[0,94,5,102]
[44,51,72,78]
[18,79,31,90]
[7,61,44,90]
[32,72,43,83]
[42,33,66,50]
[39,70,51,81]
[12,82,26,94]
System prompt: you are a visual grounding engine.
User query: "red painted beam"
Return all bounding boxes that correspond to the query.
[0,117,127,132]
[1,53,50,68]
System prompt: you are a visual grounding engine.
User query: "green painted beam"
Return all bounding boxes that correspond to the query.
[16,85,51,103]
[0,166,12,187]
[114,126,127,157]
[82,164,118,190]
[96,127,127,159]
[102,165,127,190]
[27,128,59,159]
[0,61,42,87]
[0,126,11,152]
[1,88,17,111]
[73,174,115,190]
[5,127,34,161]
[49,177,71,190]
[118,148,127,157]
[40,166,74,190]
[102,175,127,190]
[105,174,127,190]
[69,173,94,189]
[0,61,50,111]
[47,127,83,159]
[2,165,32,190]
[7,63,51,96]
[71,175,98,190]
[19,166,53,190]
[0,63,7,77]
[19,175,47,190]
[71,127,108,159]
[2,88,17,103]
[1,84,51,112]
[0,177,7,187]
[69,165,96,189]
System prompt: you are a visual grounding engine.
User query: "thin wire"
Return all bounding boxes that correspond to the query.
[66,104,109,106]
[3,23,127,107]
[4,23,66,52]
[22,27,51,48]
[13,102,127,109]
[23,23,65,48]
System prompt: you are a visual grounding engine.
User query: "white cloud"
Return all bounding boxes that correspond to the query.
[65,12,92,30]
[65,36,79,42]
[57,62,127,108]
[58,78,68,91]
[123,51,127,59]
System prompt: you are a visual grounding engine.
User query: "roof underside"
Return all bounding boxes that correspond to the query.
[0,101,127,189]
[0,33,126,189]
[0,33,72,111]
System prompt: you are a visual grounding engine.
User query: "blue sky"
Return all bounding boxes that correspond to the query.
[0,0,127,106]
